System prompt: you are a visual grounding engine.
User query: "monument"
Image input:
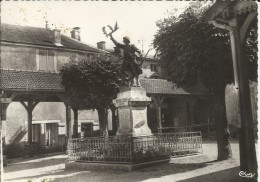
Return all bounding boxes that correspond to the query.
[104,22,152,136]
[113,87,152,137]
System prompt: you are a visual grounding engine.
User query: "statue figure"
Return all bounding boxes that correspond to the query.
[110,35,143,87]
[103,23,143,87]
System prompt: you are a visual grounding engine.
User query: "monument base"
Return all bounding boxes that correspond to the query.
[113,87,152,137]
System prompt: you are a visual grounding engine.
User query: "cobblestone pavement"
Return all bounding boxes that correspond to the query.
[3,142,245,182]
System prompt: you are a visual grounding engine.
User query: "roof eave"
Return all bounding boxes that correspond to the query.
[0,40,101,54]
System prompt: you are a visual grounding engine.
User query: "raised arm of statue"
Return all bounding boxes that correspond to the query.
[110,34,124,49]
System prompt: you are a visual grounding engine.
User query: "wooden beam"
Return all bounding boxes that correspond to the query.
[240,11,257,43]
[31,101,39,111]
[20,100,39,111]
[229,17,257,175]
[20,101,29,112]
[57,94,67,103]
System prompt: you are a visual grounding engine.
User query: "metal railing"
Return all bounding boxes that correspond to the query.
[160,122,215,133]
[67,131,202,164]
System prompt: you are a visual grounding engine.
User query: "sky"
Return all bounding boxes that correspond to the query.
[1,1,192,55]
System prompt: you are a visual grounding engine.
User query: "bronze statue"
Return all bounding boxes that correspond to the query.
[103,23,143,87]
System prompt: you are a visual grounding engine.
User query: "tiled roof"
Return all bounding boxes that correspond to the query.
[140,79,209,96]
[0,23,101,53]
[0,70,208,95]
[0,70,64,92]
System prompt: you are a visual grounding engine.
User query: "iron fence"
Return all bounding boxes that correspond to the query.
[160,122,215,133]
[67,132,202,164]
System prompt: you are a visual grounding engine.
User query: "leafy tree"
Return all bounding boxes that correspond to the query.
[154,2,257,160]
[60,53,121,137]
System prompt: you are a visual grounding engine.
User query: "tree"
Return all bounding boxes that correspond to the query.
[60,53,121,137]
[154,2,257,160]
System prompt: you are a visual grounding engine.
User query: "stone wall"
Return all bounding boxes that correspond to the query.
[1,45,37,70]
[1,45,91,72]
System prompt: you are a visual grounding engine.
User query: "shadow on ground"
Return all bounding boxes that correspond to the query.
[3,142,243,182]
[4,155,214,182]
[4,156,67,173]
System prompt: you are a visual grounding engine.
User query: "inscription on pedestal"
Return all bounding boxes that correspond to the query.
[118,108,130,129]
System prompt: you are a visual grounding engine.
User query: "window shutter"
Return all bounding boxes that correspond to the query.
[47,51,55,72]
[39,50,47,71]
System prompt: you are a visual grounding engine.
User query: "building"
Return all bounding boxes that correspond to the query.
[141,55,161,79]
[0,23,112,151]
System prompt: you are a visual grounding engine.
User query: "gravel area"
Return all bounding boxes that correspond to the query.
[3,140,251,182]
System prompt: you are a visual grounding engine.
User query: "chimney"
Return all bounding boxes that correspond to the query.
[97,41,106,50]
[53,29,61,44]
[71,27,81,41]
[114,47,123,56]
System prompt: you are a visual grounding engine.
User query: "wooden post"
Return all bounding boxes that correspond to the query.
[20,100,39,145]
[152,96,165,133]
[229,18,257,176]
[212,14,257,177]
[186,97,197,131]
[27,108,33,145]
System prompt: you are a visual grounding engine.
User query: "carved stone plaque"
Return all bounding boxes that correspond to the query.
[118,108,130,129]
[132,109,147,128]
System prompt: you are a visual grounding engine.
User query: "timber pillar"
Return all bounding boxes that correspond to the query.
[186,97,197,131]
[20,100,39,145]
[209,1,258,177]
[113,87,152,137]
[151,96,165,133]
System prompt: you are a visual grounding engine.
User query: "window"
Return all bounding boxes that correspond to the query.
[150,64,158,72]
[38,50,56,72]
[46,123,51,146]
[45,123,58,146]
[32,124,40,143]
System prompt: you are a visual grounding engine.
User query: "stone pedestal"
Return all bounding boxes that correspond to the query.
[113,87,152,137]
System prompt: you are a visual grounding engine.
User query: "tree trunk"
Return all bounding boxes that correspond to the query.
[97,108,108,137]
[214,90,232,160]
[72,108,78,138]
[65,104,72,141]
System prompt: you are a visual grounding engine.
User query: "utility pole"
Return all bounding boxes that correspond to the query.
[138,37,144,54]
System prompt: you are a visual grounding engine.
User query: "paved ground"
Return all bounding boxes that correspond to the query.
[2,141,250,182]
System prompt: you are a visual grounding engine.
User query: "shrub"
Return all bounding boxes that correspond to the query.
[4,142,25,158]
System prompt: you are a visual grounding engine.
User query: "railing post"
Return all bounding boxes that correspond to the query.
[130,136,133,164]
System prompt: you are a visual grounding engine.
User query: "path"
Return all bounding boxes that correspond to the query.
[3,141,244,182]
